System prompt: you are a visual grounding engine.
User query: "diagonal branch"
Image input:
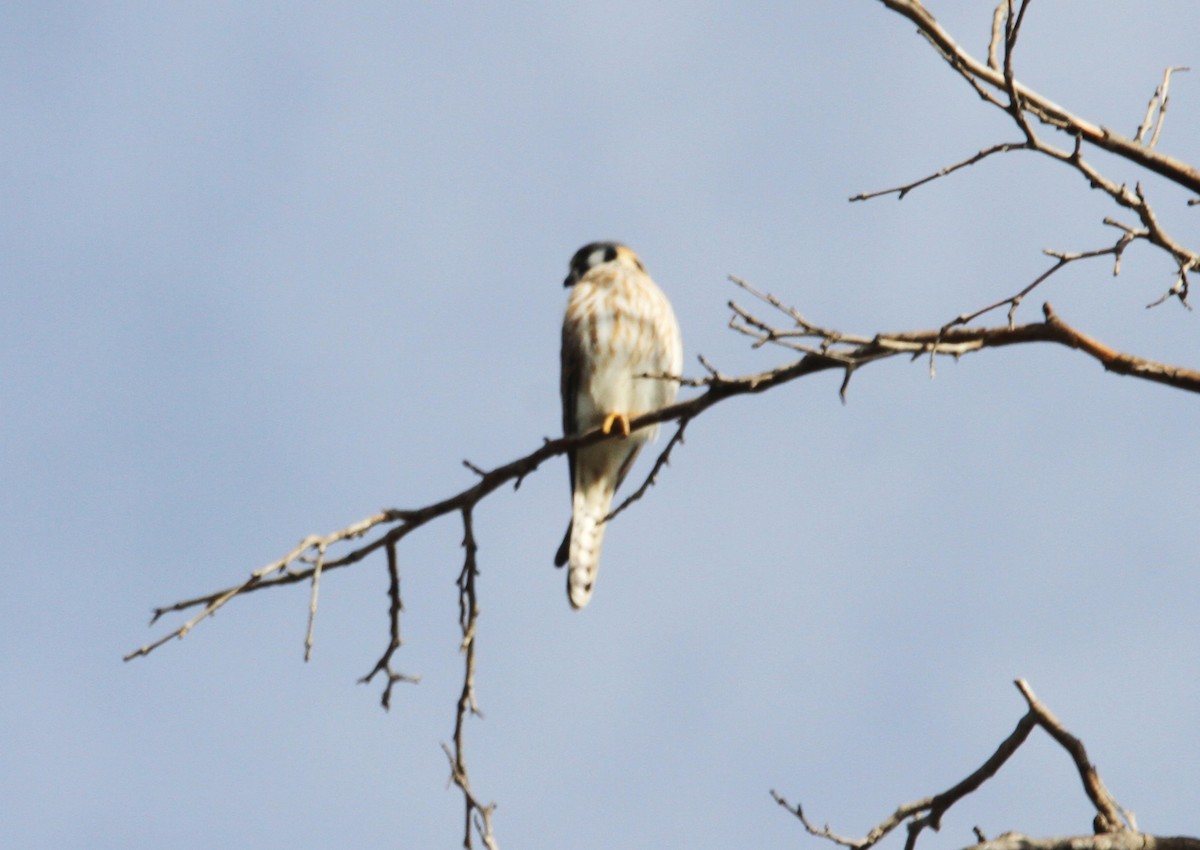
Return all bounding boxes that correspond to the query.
[848,142,1028,202]
[773,680,1197,850]
[875,0,1200,194]
[941,227,1139,334]
[866,0,1200,313]
[772,682,1040,850]
[126,283,1200,670]
[1014,680,1132,834]
[727,276,1200,393]
[604,417,689,524]
[1135,66,1190,148]
[303,541,325,662]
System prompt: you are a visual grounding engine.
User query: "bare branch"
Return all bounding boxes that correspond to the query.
[774,680,1193,850]
[1014,680,1133,833]
[127,280,1200,675]
[604,418,688,524]
[772,681,1033,850]
[849,142,1028,202]
[862,0,1200,323]
[770,791,890,849]
[357,541,420,710]
[125,531,341,661]
[1135,66,1190,147]
[1037,300,1200,390]
[942,232,1136,335]
[970,835,1200,850]
[442,507,498,850]
[1001,0,1037,144]
[1145,270,1193,310]
[302,540,325,662]
[730,276,1200,394]
[874,0,1200,194]
[987,1,1005,71]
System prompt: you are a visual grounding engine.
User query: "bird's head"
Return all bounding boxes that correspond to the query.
[563,241,645,288]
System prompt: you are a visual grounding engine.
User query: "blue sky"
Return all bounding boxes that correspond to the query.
[3,2,1198,848]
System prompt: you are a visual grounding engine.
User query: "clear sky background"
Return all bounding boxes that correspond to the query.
[3,2,1198,848]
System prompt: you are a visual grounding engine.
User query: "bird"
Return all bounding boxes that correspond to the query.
[555,241,683,609]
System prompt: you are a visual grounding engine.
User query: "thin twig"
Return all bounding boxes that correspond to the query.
[874,0,1200,193]
[303,541,325,661]
[604,418,688,524]
[1002,0,1037,144]
[941,237,1132,335]
[864,0,1200,312]
[987,1,1005,71]
[849,142,1028,202]
[770,792,879,849]
[1135,66,1190,147]
[357,541,420,709]
[444,507,498,850]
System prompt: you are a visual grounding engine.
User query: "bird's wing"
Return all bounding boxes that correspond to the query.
[560,315,583,491]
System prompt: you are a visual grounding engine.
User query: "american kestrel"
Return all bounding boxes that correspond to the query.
[555,242,683,609]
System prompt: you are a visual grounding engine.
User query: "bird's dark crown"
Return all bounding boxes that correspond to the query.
[563,241,642,288]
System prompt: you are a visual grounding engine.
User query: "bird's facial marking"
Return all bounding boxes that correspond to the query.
[588,245,618,268]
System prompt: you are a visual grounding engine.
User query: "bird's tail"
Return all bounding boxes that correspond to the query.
[566,483,614,609]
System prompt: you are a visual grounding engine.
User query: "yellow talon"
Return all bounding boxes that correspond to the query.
[601,412,631,438]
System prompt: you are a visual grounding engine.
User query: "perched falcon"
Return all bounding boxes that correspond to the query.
[555,242,683,609]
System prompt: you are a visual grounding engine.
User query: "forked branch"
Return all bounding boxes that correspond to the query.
[863,0,1200,311]
[875,0,1200,193]
[772,680,1200,850]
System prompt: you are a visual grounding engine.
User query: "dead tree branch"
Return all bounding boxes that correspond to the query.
[972,835,1200,850]
[126,282,1200,671]
[772,680,1199,850]
[441,507,498,850]
[727,278,1200,395]
[357,541,420,710]
[874,0,1200,193]
[1135,66,1190,148]
[863,0,1200,311]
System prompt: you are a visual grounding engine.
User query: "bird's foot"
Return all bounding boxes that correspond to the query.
[601,412,632,438]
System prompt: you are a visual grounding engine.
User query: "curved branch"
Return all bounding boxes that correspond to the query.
[864,0,1200,311]
[774,680,1198,850]
[876,0,1200,194]
[1014,680,1130,833]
